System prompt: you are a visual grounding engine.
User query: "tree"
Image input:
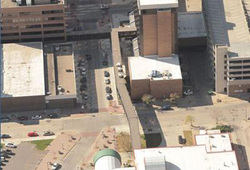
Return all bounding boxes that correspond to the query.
[212,125,234,133]
[185,115,195,126]
[141,94,155,106]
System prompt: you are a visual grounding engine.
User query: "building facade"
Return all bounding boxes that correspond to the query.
[0,3,66,43]
[203,0,250,95]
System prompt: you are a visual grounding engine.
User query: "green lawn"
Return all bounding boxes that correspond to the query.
[31,139,53,150]
[144,133,162,148]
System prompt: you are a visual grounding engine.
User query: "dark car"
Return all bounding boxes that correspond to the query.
[1,134,11,139]
[2,150,15,156]
[18,116,28,121]
[107,94,113,100]
[160,105,171,110]
[48,113,58,119]
[80,77,87,83]
[85,54,92,60]
[102,60,108,66]
[1,117,10,122]
[104,71,110,77]
[105,87,112,93]
[80,84,87,91]
[178,135,186,144]
[43,131,55,136]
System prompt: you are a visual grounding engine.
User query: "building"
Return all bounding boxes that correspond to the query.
[178,12,207,47]
[93,131,239,170]
[128,55,182,99]
[0,42,77,112]
[0,0,66,43]
[135,0,178,57]
[0,42,46,112]
[203,0,250,95]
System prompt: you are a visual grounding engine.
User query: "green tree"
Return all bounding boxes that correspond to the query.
[185,115,195,126]
[212,125,234,133]
[141,94,155,106]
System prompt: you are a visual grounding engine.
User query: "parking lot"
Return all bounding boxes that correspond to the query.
[73,39,118,112]
[2,142,47,170]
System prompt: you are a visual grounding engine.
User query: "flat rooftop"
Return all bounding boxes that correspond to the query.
[195,133,232,152]
[137,0,178,10]
[204,0,250,58]
[1,0,63,8]
[128,55,182,80]
[134,145,238,170]
[1,42,45,98]
[178,12,207,38]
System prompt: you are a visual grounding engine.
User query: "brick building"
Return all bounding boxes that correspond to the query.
[0,0,66,43]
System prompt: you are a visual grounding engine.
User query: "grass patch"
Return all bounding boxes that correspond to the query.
[183,130,193,145]
[116,132,147,152]
[31,139,53,150]
[144,133,162,148]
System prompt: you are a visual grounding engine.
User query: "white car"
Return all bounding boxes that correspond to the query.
[51,163,61,170]
[118,73,124,78]
[5,143,17,148]
[31,115,42,120]
[100,4,109,9]
[116,62,122,67]
[81,70,86,75]
[105,79,110,84]
[118,67,123,72]
[184,89,193,96]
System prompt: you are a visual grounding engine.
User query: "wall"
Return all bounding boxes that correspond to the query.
[130,79,150,99]
[150,79,183,99]
[1,96,46,112]
[130,78,183,99]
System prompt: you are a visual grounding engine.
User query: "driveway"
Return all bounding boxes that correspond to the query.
[3,142,47,170]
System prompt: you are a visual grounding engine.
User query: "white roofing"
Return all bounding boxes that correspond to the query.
[204,0,250,45]
[134,145,239,170]
[228,43,250,58]
[195,133,232,152]
[1,42,45,98]
[128,55,182,80]
[137,0,178,10]
[178,12,207,38]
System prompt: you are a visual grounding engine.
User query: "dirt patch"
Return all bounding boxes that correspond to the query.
[183,130,194,145]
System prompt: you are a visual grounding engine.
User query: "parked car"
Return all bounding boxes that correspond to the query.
[184,89,193,96]
[2,153,10,159]
[102,60,108,66]
[116,62,122,67]
[1,117,10,122]
[51,163,61,170]
[104,71,110,77]
[5,143,16,148]
[83,94,88,100]
[102,53,108,59]
[2,149,14,155]
[85,54,92,60]
[80,77,87,83]
[27,131,38,137]
[118,73,124,78]
[106,94,113,100]
[1,134,11,139]
[48,113,58,119]
[43,131,55,136]
[31,115,42,120]
[160,105,171,110]
[207,90,215,95]
[1,157,5,162]
[178,135,186,144]
[100,4,109,9]
[106,87,112,94]
[80,84,87,91]
[117,67,123,72]
[105,79,110,84]
[18,116,28,121]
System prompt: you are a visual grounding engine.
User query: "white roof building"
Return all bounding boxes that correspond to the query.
[128,55,182,81]
[137,0,178,10]
[1,42,45,98]
[134,133,239,170]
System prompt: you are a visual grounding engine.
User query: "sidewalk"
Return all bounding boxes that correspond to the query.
[36,131,80,170]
